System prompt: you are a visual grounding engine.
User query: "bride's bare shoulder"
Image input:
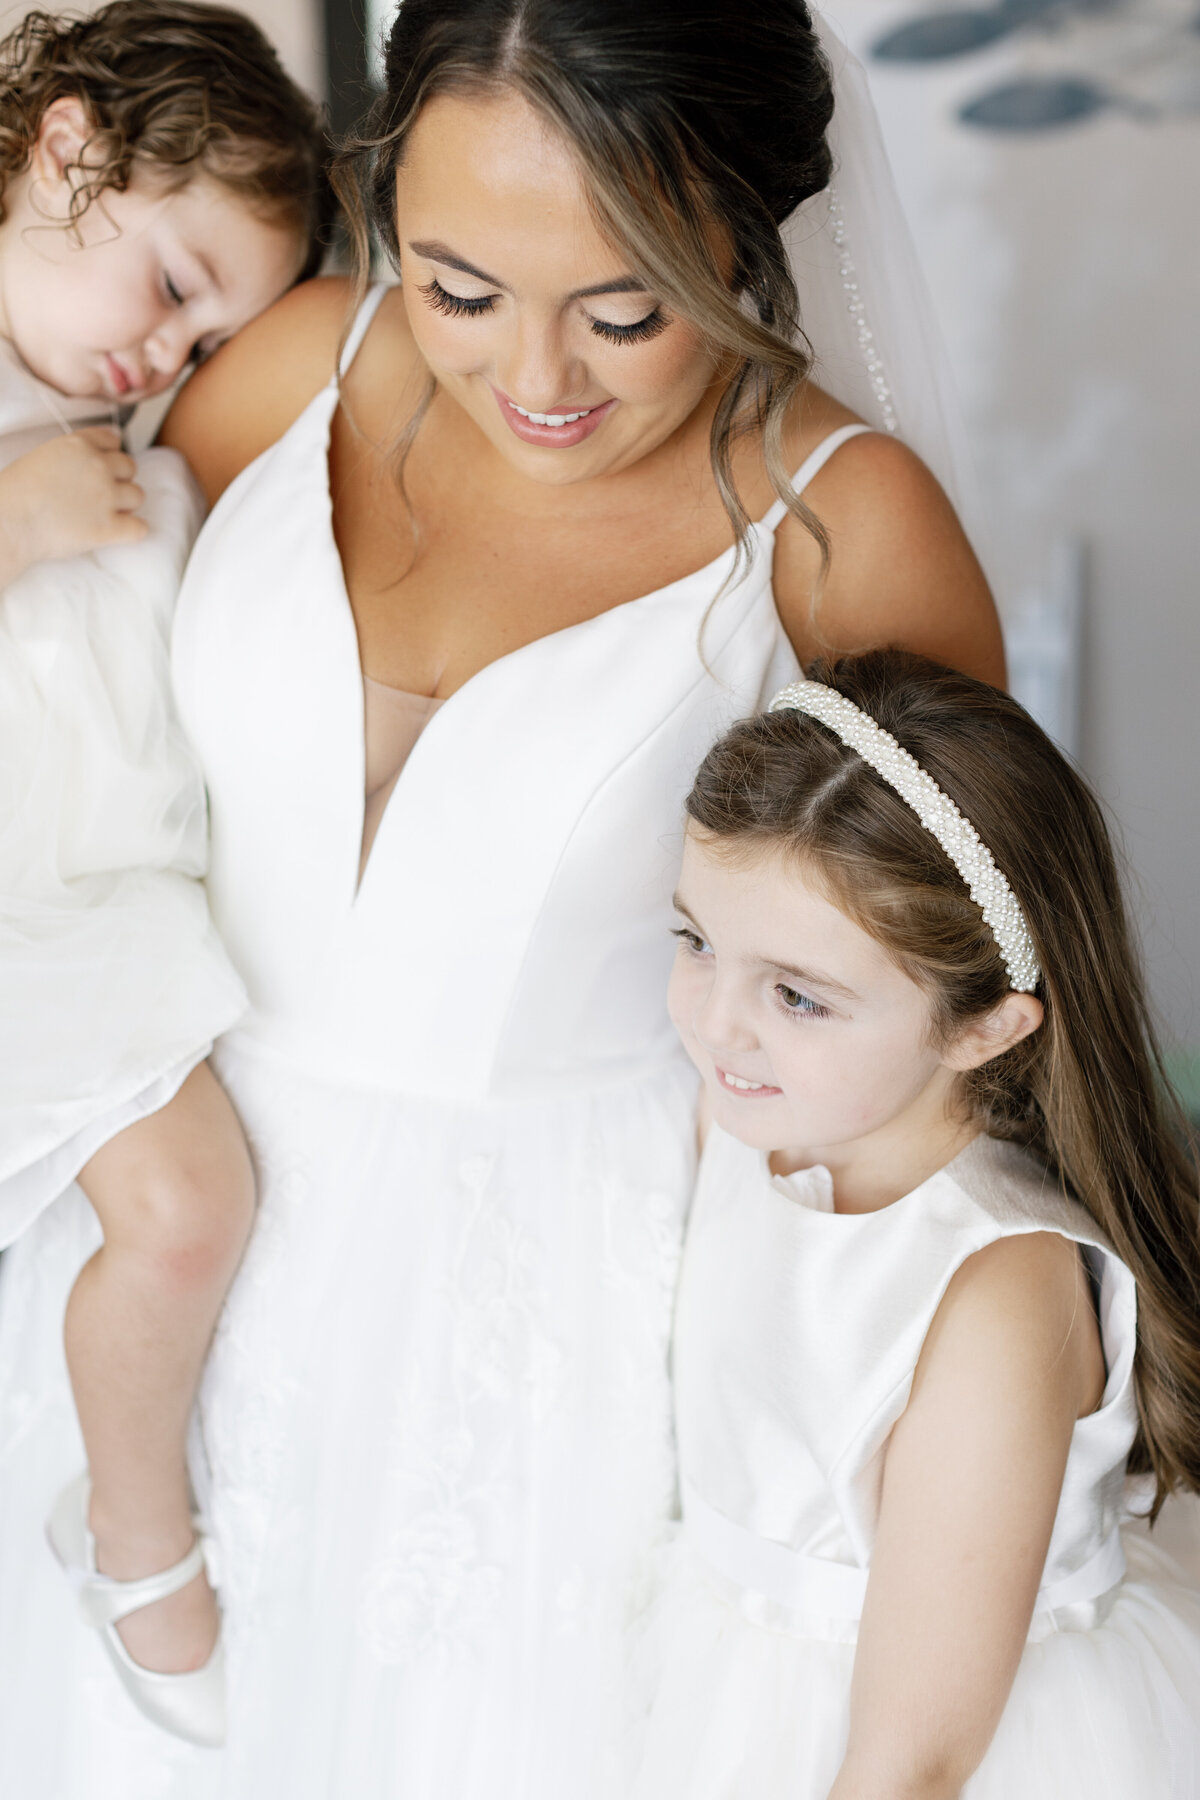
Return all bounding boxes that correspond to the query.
[772,383,1005,687]
[159,278,414,505]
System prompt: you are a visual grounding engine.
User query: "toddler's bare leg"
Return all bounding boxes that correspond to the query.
[68,1061,255,1673]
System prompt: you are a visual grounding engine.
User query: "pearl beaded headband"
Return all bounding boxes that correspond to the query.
[767,680,1041,993]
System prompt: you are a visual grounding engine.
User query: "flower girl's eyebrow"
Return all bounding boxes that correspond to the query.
[673,895,857,1000]
[761,956,859,1004]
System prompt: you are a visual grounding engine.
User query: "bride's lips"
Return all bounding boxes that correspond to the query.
[716,1066,783,1099]
[491,385,616,449]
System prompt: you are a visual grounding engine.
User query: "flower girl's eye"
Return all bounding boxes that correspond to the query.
[776,984,828,1018]
[670,926,711,956]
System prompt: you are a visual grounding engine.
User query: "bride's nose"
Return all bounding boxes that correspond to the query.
[497,312,587,413]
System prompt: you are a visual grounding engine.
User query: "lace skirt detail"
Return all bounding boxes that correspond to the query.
[0,1039,696,1799]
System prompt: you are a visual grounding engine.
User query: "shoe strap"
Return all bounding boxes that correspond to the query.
[74,1538,208,1630]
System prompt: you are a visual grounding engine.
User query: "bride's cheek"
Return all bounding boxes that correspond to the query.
[400,290,493,373]
[601,322,716,407]
[415,320,486,375]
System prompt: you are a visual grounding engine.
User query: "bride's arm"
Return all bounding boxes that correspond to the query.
[157,276,356,507]
[773,432,1006,689]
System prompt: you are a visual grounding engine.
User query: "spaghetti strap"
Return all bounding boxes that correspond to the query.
[760,422,875,532]
[338,282,390,379]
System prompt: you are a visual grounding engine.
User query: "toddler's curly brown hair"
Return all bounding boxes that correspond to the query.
[0,1,332,275]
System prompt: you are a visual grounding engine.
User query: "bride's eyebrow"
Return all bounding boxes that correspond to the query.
[407,239,651,301]
[409,240,506,286]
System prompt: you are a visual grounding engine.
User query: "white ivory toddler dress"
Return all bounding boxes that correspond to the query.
[0,287,875,1799]
[630,1125,1200,1798]
[0,339,245,1238]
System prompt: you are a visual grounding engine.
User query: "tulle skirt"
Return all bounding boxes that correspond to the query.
[629,1530,1200,1798]
[0,447,246,1239]
[0,1038,696,1799]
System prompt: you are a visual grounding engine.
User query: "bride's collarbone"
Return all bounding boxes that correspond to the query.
[329,378,849,693]
[342,517,699,696]
[334,467,740,694]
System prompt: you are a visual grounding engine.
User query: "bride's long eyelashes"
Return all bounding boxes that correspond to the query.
[420,277,497,318]
[588,308,669,345]
[420,277,669,346]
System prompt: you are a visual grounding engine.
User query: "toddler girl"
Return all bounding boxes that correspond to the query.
[635,649,1200,1797]
[0,1,327,1749]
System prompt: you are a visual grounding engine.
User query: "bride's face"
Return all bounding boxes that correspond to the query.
[393,88,723,486]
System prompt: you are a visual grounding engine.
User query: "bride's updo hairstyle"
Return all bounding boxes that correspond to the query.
[335,0,835,559]
[687,649,1200,1514]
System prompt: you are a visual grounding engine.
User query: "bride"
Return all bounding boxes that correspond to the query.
[0,2,1003,1794]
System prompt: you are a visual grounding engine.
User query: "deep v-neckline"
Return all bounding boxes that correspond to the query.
[231,315,866,899]
[306,377,766,897]
[171,317,869,1096]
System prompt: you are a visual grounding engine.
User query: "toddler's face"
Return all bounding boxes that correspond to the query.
[0,163,304,403]
[668,829,958,1172]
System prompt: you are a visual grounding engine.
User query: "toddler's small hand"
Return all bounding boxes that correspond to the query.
[0,427,148,584]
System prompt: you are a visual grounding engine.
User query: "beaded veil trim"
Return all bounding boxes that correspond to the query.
[768,680,1041,993]
[827,187,898,436]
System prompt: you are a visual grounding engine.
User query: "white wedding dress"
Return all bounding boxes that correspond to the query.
[0,292,880,1798]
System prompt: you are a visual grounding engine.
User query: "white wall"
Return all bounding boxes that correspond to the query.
[828,2,1200,1062]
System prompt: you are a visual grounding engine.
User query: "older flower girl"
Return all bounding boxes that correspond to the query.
[636,649,1200,1798]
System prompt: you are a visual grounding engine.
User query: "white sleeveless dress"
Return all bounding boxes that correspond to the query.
[0,288,869,1799]
[0,340,246,1242]
[630,1126,1200,1798]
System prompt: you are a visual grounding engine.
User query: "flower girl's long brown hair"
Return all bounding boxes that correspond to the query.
[687,648,1200,1513]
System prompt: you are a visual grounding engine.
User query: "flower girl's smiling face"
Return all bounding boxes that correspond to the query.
[668,829,966,1182]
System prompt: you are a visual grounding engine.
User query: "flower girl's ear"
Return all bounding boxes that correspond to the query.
[942,991,1044,1073]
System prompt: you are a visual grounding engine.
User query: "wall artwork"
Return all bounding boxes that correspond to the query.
[871,0,1200,128]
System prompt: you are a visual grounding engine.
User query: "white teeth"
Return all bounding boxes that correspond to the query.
[723,1073,766,1091]
[510,403,593,426]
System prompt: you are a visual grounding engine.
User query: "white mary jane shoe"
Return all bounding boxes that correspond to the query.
[46,1473,226,1749]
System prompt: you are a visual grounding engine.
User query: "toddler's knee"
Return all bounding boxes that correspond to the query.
[121,1154,255,1295]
